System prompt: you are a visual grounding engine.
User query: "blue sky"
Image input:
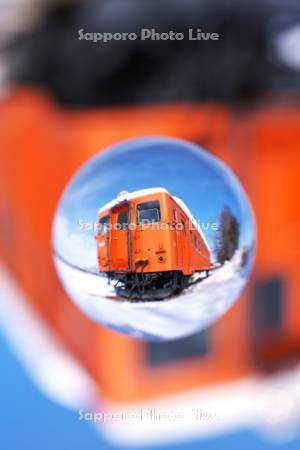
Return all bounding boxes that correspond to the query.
[53,137,255,268]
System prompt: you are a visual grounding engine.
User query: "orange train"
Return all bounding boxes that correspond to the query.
[3,90,300,409]
[96,188,212,300]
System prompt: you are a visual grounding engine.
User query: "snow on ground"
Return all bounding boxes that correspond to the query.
[54,251,248,341]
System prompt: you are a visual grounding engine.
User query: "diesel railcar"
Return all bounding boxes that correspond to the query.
[96,188,211,300]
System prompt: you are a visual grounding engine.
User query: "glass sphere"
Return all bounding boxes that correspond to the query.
[52,137,255,341]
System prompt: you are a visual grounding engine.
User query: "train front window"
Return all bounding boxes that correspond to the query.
[117,210,129,230]
[98,215,109,236]
[137,200,161,225]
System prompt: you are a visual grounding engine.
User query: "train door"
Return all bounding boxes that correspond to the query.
[109,204,131,271]
[173,208,184,268]
[178,214,187,270]
[97,214,110,269]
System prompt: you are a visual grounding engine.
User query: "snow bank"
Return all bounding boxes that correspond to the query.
[54,250,248,341]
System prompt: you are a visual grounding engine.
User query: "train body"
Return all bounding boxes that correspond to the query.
[3,91,300,445]
[96,188,211,299]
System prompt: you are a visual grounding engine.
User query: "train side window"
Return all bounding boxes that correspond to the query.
[194,236,197,249]
[252,277,283,331]
[98,215,109,236]
[193,234,197,248]
[137,200,161,225]
[190,231,194,246]
[181,220,186,235]
[117,210,128,230]
[145,328,210,366]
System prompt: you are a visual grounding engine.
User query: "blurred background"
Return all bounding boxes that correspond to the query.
[1,0,300,449]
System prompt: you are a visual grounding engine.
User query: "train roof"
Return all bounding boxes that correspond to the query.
[98,188,168,214]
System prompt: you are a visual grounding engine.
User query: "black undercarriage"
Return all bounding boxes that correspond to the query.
[107,270,198,301]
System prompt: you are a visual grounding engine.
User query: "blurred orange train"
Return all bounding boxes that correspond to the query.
[1,89,300,407]
[96,188,211,300]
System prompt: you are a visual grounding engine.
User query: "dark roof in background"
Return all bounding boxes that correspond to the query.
[7,0,300,107]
